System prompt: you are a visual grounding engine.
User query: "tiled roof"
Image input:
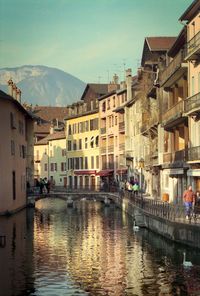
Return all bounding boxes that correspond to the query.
[81,83,109,100]
[0,89,33,118]
[35,131,66,145]
[33,106,68,122]
[146,37,177,51]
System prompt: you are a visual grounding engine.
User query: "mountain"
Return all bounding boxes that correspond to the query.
[0,65,86,106]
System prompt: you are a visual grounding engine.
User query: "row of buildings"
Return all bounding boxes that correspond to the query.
[34,0,200,203]
[0,0,199,215]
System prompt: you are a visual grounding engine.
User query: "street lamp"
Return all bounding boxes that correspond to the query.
[139,158,144,201]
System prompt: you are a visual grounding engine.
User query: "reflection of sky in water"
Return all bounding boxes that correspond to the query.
[0,198,200,296]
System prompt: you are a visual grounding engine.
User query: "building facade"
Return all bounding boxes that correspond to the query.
[180,0,200,192]
[65,103,100,189]
[0,87,34,215]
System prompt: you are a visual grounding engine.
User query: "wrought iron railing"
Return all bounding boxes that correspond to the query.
[162,100,184,122]
[186,31,200,58]
[186,146,200,162]
[184,92,200,114]
[159,49,185,86]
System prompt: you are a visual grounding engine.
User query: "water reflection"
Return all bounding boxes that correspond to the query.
[0,198,200,296]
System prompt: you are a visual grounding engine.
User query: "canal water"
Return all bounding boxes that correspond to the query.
[1,198,200,296]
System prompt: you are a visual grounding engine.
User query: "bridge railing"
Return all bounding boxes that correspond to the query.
[27,184,120,195]
[130,194,200,223]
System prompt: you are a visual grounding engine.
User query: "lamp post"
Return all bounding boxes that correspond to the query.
[139,158,144,203]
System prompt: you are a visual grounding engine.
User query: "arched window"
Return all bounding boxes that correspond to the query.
[95,136,99,147]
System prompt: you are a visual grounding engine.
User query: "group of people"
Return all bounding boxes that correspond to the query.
[183,185,200,219]
[35,177,51,194]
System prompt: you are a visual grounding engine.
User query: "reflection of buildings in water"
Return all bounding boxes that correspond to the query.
[0,208,35,296]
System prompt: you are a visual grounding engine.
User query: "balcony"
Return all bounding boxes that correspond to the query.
[108,145,114,153]
[100,147,106,154]
[119,121,125,132]
[141,114,158,138]
[184,92,200,116]
[163,149,186,166]
[185,31,200,61]
[186,146,200,162]
[119,143,125,151]
[100,127,106,134]
[159,50,187,87]
[162,100,185,130]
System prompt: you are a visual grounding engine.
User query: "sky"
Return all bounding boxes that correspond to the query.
[0,0,193,83]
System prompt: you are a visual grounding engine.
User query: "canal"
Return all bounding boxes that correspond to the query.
[1,198,200,296]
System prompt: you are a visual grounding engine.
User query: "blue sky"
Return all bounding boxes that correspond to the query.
[0,0,192,83]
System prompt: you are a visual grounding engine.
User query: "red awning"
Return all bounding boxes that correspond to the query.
[116,168,127,174]
[74,170,96,175]
[96,169,114,176]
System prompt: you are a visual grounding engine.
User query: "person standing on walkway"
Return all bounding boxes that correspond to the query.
[183,185,195,219]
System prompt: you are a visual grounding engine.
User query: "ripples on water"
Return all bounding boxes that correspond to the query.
[0,198,200,296]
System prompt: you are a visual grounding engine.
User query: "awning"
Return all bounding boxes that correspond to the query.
[117,168,127,174]
[96,169,114,176]
[74,170,96,175]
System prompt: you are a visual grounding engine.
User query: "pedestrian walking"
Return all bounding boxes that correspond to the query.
[183,185,195,219]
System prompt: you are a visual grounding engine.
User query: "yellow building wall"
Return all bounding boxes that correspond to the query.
[66,112,100,187]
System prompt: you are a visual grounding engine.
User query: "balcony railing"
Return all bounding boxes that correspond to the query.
[100,127,106,134]
[186,31,200,60]
[119,121,125,132]
[184,92,200,115]
[159,50,186,86]
[108,145,114,153]
[162,100,184,123]
[119,143,125,151]
[163,149,185,164]
[186,146,200,162]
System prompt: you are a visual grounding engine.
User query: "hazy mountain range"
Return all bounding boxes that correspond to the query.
[0,65,86,106]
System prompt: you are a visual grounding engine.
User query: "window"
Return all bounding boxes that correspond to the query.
[85,138,88,149]
[73,140,77,150]
[107,99,110,110]
[68,141,72,151]
[75,158,79,169]
[85,157,88,169]
[102,101,106,112]
[44,163,48,171]
[11,140,15,155]
[61,162,66,171]
[19,120,24,135]
[79,139,82,150]
[10,112,16,129]
[85,121,89,132]
[91,156,94,169]
[96,155,99,169]
[45,148,47,155]
[80,157,83,169]
[50,163,54,171]
[55,163,57,171]
[115,116,118,125]
[62,149,66,156]
[95,136,99,147]
[113,96,116,107]
[90,136,94,148]
[22,145,26,158]
[12,171,16,200]
[68,124,72,135]
[90,118,98,131]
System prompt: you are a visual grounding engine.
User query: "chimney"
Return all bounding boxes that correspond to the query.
[50,122,54,134]
[12,84,17,100]
[16,88,22,103]
[7,79,13,96]
[113,73,119,84]
[126,68,132,100]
